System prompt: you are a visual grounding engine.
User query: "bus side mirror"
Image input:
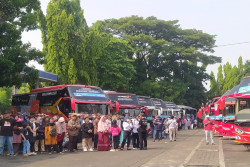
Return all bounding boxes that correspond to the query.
[116,101,119,112]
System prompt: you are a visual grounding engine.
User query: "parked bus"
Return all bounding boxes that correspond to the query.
[12,85,112,118]
[165,102,180,117]
[212,86,238,136]
[221,86,238,138]
[105,91,148,117]
[234,76,250,148]
[137,96,156,120]
[152,98,168,118]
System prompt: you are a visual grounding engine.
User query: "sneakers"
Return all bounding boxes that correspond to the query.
[110,149,115,152]
[132,148,137,150]
[127,148,131,150]
[31,152,37,155]
[212,143,216,145]
[83,148,88,152]
[89,148,93,152]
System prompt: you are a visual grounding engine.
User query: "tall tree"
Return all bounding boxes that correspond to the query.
[209,71,220,97]
[217,65,224,94]
[39,0,88,84]
[94,16,221,108]
[0,87,12,112]
[210,56,250,95]
[0,0,42,87]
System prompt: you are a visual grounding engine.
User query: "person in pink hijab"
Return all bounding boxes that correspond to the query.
[97,116,110,151]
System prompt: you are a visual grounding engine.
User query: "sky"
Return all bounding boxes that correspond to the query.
[23,0,250,89]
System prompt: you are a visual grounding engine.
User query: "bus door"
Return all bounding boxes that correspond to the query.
[58,97,71,117]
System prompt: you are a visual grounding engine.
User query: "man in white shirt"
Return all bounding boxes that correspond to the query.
[167,116,177,142]
[120,119,133,150]
[132,115,140,149]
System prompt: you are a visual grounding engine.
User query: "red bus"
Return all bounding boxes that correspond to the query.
[234,76,250,148]
[12,85,112,118]
[105,91,148,117]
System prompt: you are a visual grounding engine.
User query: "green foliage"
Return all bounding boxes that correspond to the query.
[0,87,12,112]
[209,56,250,96]
[40,2,221,109]
[18,83,30,94]
[94,16,221,109]
[40,0,88,84]
[0,0,43,87]
[96,37,135,91]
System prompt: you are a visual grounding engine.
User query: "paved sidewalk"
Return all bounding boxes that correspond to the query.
[142,130,223,167]
[183,136,220,167]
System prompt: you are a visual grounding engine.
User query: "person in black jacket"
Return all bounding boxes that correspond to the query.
[81,117,94,152]
[28,116,38,155]
[138,114,148,150]
[35,117,45,153]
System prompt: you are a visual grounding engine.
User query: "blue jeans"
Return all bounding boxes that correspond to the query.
[151,127,154,138]
[23,140,31,154]
[0,136,14,155]
[154,130,162,140]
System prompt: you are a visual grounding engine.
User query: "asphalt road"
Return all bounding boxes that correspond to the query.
[223,138,250,167]
[1,130,249,167]
[0,130,199,167]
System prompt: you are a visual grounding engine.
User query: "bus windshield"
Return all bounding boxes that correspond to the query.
[138,97,154,106]
[118,108,141,117]
[68,86,108,103]
[147,109,158,117]
[108,94,139,105]
[75,103,108,115]
[152,99,167,109]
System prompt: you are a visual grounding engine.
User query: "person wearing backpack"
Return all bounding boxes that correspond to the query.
[138,114,148,150]
[45,117,59,154]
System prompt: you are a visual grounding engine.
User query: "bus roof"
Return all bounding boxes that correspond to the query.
[104,91,136,95]
[30,85,100,93]
[137,95,151,98]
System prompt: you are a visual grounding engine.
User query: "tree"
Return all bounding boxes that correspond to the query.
[94,16,221,108]
[210,56,250,95]
[217,65,224,95]
[209,71,220,97]
[96,37,135,91]
[0,87,12,112]
[0,0,43,87]
[39,0,89,84]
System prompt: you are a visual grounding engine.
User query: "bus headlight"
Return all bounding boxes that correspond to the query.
[235,128,244,134]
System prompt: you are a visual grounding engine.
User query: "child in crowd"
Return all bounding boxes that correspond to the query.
[63,132,69,150]
[21,123,33,156]
[109,120,121,151]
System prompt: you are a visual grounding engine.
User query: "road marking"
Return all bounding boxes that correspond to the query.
[179,137,204,167]
[219,138,225,167]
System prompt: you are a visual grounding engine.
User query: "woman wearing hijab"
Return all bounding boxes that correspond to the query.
[56,117,66,154]
[45,118,60,154]
[97,116,110,151]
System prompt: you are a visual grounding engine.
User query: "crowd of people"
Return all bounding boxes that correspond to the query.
[0,110,196,157]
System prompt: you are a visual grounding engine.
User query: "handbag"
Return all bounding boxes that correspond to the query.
[57,132,65,142]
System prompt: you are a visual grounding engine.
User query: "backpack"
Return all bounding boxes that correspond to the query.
[50,127,57,136]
